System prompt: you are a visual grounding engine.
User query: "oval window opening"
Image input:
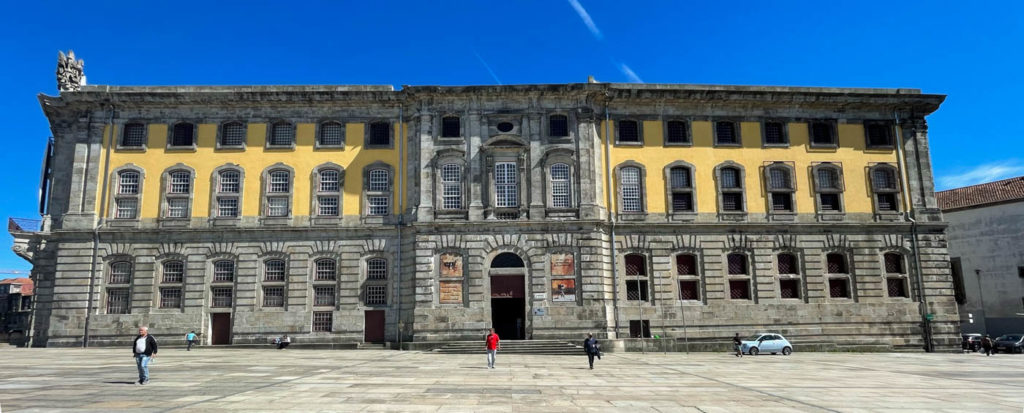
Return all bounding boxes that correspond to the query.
[497,122,514,133]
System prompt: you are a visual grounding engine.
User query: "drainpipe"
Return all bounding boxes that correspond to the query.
[395,103,404,350]
[84,96,116,348]
[893,111,932,352]
[603,99,621,339]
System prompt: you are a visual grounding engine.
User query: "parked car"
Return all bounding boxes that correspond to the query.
[740,333,793,356]
[993,334,1024,354]
[961,334,982,352]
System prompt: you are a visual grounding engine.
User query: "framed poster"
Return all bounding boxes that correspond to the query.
[439,280,463,304]
[440,253,462,277]
[551,279,576,302]
[550,253,574,276]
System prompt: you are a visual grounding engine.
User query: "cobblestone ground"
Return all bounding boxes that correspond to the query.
[0,347,1022,412]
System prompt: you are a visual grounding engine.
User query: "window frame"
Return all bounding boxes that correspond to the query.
[614,119,643,145]
[726,252,753,301]
[715,162,747,217]
[440,115,462,139]
[261,164,294,220]
[211,165,244,220]
[883,252,910,299]
[266,120,296,149]
[217,121,247,149]
[312,164,344,219]
[713,120,741,147]
[363,163,394,219]
[111,166,144,220]
[809,120,838,148]
[674,252,701,303]
[615,162,647,216]
[869,164,902,215]
[864,120,895,149]
[362,256,390,306]
[761,120,789,147]
[315,121,346,148]
[167,121,197,150]
[812,163,845,217]
[547,113,571,139]
[623,253,651,302]
[663,119,692,146]
[494,161,520,209]
[764,162,797,216]
[119,121,148,149]
[161,166,194,220]
[664,161,696,217]
[365,120,393,149]
[825,251,854,300]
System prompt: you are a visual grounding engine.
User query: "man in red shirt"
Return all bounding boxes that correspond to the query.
[485,328,500,369]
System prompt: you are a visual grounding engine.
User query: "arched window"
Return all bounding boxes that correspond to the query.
[717,165,744,213]
[162,261,184,283]
[315,258,337,281]
[213,260,235,283]
[220,121,246,147]
[440,163,463,210]
[765,164,795,213]
[265,169,292,217]
[619,166,643,213]
[549,163,572,208]
[624,254,649,301]
[315,168,342,216]
[667,165,694,213]
[109,261,132,284]
[164,169,192,218]
[871,165,900,212]
[365,167,391,216]
[268,121,295,146]
[114,170,141,219]
[264,259,286,282]
[317,121,344,146]
[215,169,241,218]
[491,253,525,268]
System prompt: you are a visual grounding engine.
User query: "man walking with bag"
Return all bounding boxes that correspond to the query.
[583,333,601,370]
[132,326,158,385]
[485,328,500,369]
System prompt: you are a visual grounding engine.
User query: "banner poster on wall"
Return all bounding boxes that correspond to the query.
[551,279,576,302]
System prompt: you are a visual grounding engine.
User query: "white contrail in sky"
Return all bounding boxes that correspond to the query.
[620,64,643,83]
[473,51,503,85]
[567,0,602,40]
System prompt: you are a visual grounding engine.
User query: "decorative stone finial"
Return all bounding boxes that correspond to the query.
[56,50,85,92]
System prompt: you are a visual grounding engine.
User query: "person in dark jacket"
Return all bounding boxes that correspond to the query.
[981,335,994,356]
[132,326,158,385]
[733,333,743,357]
[583,333,601,369]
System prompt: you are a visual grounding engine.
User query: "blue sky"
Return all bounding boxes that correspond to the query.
[0,1,1022,276]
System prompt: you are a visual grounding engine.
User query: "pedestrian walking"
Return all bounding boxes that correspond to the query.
[981,335,994,356]
[185,330,198,351]
[583,333,601,369]
[132,326,158,385]
[733,333,743,357]
[277,334,291,350]
[485,328,500,369]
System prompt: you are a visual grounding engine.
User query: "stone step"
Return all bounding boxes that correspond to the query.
[433,340,584,355]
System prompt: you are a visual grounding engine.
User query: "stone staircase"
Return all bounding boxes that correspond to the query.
[433,340,584,355]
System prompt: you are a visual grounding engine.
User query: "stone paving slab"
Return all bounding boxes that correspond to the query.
[0,347,1022,412]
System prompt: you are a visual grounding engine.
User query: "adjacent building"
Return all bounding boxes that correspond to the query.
[0,277,34,346]
[9,53,960,350]
[938,176,1024,337]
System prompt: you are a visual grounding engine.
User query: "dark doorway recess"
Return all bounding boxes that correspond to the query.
[364,310,386,343]
[491,297,525,340]
[211,313,232,345]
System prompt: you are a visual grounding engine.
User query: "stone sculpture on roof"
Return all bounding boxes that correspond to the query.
[56,50,84,92]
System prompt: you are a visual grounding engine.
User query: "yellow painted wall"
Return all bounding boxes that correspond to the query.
[98,123,403,218]
[599,120,900,214]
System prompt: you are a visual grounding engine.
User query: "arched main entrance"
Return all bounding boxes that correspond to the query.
[489,252,526,340]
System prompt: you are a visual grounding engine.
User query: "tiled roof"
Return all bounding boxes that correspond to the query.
[0,277,33,295]
[937,175,1024,211]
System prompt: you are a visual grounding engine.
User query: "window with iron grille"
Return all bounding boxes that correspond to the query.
[109,261,132,284]
[217,197,238,218]
[211,287,233,308]
[365,285,387,305]
[317,169,341,216]
[318,196,338,216]
[828,278,849,298]
[221,122,246,146]
[268,171,290,193]
[264,259,286,282]
[122,123,147,147]
[779,279,800,299]
[368,122,391,146]
[810,122,835,146]
[118,171,140,194]
[162,261,184,283]
[266,197,288,217]
[494,162,519,208]
[771,194,793,212]
[826,253,848,274]
[720,168,740,189]
[886,277,907,297]
[441,164,463,210]
[315,259,336,281]
[884,253,904,274]
[866,122,893,147]
[727,253,747,275]
[319,170,340,192]
[819,193,841,212]
[721,193,742,212]
[768,167,792,190]
[715,121,738,144]
[550,163,571,208]
[817,168,839,190]
[318,122,344,146]
[870,166,899,212]
[620,166,642,213]
[219,171,240,193]
[312,311,333,332]
[263,286,284,307]
[166,198,189,218]
[626,280,649,301]
[441,116,461,138]
[763,122,786,145]
[314,286,336,307]
[369,168,389,192]
[169,171,191,193]
[617,120,640,143]
[164,171,192,218]
[269,122,294,146]
[876,193,898,212]
[625,254,646,276]
[106,288,130,314]
[629,320,651,338]
[549,114,569,137]
[814,166,843,212]
[679,280,699,300]
[777,253,797,274]
[666,120,688,144]
[669,166,694,212]
[213,260,234,282]
[171,123,195,146]
[676,254,697,275]
[115,198,138,219]
[368,196,389,216]
[729,279,750,299]
[367,258,387,280]
[159,288,182,309]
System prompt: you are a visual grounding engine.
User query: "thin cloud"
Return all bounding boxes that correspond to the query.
[567,0,602,40]
[473,51,503,85]
[937,160,1024,190]
[619,64,643,83]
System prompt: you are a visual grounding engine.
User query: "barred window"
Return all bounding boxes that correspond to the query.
[367,258,387,280]
[115,198,138,219]
[766,165,794,213]
[219,171,240,193]
[816,167,840,190]
[679,280,699,300]
[318,196,339,216]
[211,287,233,308]
[727,253,747,275]
[666,120,688,144]
[365,285,387,305]
[768,167,792,190]
[826,253,848,274]
[269,170,290,193]
[159,288,182,309]
[263,286,285,307]
[669,166,694,213]
[217,197,238,218]
[367,121,391,146]
[718,166,744,213]
[866,122,893,147]
[625,254,646,276]
[715,121,737,144]
[162,261,184,283]
[670,167,691,189]
[549,114,569,137]
[495,162,519,208]
[887,277,908,297]
[779,279,800,299]
[720,168,740,189]
[315,259,337,281]
[318,122,344,146]
[118,171,140,194]
[122,123,146,147]
[828,278,850,298]
[264,259,286,282]
[221,122,246,146]
[314,286,336,307]
[106,288,130,314]
[676,254,696,275]
[870,165,900,212]
[213,260,234,282]
[441,164,463,210]
[312,311,333,332]
[872,167,898,191]
[814,165,843,213]
[777,253,797,274]
[169,171,191,194]
[269,122,295,146]
[617,120,640,143]
[171,123,194,146]
[369,169,389,192]
[729,279,750,299]
[620,166,642,213]
[316,168,341,217]
[166,198,189,218]
[441,116,461,138]
[266,197,288,217]
[164,170,192,217]
[550,163,571,208]
[764,122,786,145]
[368,197,389,216]
[811,122,835,145]
[626,279,649,301]
[109,261,132,284]
[884,253,905,274]
[319,170,340,192]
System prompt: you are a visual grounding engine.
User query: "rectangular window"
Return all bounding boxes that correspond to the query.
[722,193,743,212]
[729,279,750,299]
[676,255,696,275]
[315,260,336,281]
[441,117,461,138]
[166,198,189,218]
[312,311,333,332]
[220,173,240,193]
[162,262,184,283]
[368,122,391,146]
[828,278,850,298]
[314,286,336,307]
[106,288,130,314]
[109,263,132,284]
[367,260,387,280]
[728,254,748,275]
[629,320,651,338]
[1019,266,1024,278]
[550,164,571,208]
[365,285,387,305]
[319,171,340,192]
[171,124,194,147]
[618,120,640,143]
[886,278,908,297]
[368,196,389,216]
[368,169,389,192]
[779,279,800,299]
[263,286,285,307]
[222,123,246,146]
[495,162,519,208]
[715,121,738,144]
[679,280,699,300]
[671,193,693,212]
[441,164,463,210]
[318,196,339,216]
[213,261,234,282]
[122,123,146,147]
[777,254,797,274]
[159,288,182,309]
[626,280,649,301]
[549,115,569,137]
[876,193,898,212]
[819,193,842,212]
[764,122,786,144]
[319,123,344,146]
[866,123,893,147]
[950,258,966,305]
[810,122,835,145]
[264,261,286,282]
[266,197,289,217]
[211,287,233,308]
[771,193,793,212]
[666,120,688,144]
[620,167,642,213]
[115,198,138,219]
[217,197,239,218]
[270,123,294,146]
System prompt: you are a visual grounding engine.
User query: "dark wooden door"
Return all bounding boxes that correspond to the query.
[211,313,232,345]
[364,310,385,342]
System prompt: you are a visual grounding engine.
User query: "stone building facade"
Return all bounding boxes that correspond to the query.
[10,71,960,350]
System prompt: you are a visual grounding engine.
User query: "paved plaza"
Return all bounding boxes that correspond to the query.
[0,346,1022,412]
